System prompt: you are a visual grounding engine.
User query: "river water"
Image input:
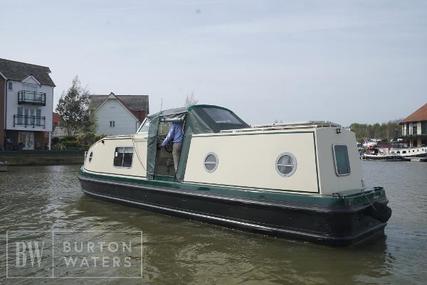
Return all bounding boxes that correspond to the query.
[0,161,426,284]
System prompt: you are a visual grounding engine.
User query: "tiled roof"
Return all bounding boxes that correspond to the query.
[403,103,427,123]
[89,93,149,121]
[0,58,55,87]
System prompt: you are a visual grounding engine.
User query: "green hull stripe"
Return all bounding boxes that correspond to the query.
[79,167,387,208]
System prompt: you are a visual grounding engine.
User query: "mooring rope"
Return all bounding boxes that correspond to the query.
[132,137,147,172]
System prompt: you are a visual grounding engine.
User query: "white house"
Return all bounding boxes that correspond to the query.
[0,58,55,150]
[89,93,149,136]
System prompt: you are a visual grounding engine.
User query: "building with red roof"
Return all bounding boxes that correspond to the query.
[401,103,427,147]
[0,58,55,150]
[89,92,149,136]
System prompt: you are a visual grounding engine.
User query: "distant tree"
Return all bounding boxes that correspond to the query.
[350,120,402,142]
[56,76,93,136]
[185,93,198,107]
[77,110,99,147]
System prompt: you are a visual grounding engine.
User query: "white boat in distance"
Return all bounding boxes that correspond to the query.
[389,146,427,157]
[362,146,427,160]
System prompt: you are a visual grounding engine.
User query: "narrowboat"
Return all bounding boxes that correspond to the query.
[79,105,392,245]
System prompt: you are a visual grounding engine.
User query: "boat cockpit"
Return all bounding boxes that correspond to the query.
[136,105,250,181]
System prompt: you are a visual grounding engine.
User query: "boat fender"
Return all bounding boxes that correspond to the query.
[369,202,392,223]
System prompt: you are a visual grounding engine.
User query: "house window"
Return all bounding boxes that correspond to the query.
[8,82,13,90]
[110,121,115,127]
[17,107,23,125]
[30,109,35,126]
[333,145,351,176]
[24,108,29,126]
[36,109,41,126]
[422,122,427,135]
[23,82,38,91]
[113,147,133,167]
[413,124,418,135]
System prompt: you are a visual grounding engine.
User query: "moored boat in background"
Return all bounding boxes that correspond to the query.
[389,146,427,158]
[361,145,426,161]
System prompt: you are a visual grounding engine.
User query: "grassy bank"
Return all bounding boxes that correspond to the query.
[0,150,84,166]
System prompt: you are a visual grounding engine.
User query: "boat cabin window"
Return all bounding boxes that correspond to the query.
[138,118,150,133]
[276,153,297,177]
[204,153,218,172]
[204,108,241,124]
[114,147,133,167]
[193,106,249,132]
[333,145,351,176]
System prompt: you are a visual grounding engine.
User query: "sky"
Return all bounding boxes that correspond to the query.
[1,0,426,126]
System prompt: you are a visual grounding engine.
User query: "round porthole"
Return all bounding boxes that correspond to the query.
[204,153,218,172]
[276,153,297,177]
[88,152,93,162]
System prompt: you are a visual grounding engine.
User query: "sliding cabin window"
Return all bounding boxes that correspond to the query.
[192,106,249,132]
[114,147,133,167]
[333,145,351,176]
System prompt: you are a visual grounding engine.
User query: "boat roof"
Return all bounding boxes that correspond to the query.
[147,107,187,119]
[146,104,250,133]
[147,105,341,133]
[147,104,233,119]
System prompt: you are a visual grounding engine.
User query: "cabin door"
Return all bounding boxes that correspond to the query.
[153,120,177,180]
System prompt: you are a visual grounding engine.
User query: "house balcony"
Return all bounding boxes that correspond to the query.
[13,115,46,128]
[17,90,46,106]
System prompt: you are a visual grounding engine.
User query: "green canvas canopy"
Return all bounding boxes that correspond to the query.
[146,104,249,181]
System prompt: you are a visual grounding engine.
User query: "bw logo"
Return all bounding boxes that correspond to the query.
[6,232,52,278]
[6,231,143,279]
[15,241,45,268]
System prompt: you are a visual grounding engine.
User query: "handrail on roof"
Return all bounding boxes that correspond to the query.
[255,121,341,128]
[220,121,341,133]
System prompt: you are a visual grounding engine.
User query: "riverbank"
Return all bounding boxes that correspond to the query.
[0,150,84,166]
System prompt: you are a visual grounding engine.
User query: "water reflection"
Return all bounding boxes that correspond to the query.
[75,194,391,285]
[1,163,427,284]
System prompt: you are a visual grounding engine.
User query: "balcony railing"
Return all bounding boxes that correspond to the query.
[13,115,46,128]
[17,90,46,105]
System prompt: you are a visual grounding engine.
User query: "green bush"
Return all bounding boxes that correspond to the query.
[51,134,103,151]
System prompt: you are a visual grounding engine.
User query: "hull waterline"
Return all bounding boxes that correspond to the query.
[79,170,391,246]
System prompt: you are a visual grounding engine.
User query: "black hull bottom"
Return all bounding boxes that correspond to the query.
[79,175,389,246]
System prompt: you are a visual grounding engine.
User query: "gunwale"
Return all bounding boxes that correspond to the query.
[80,167,388,212]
